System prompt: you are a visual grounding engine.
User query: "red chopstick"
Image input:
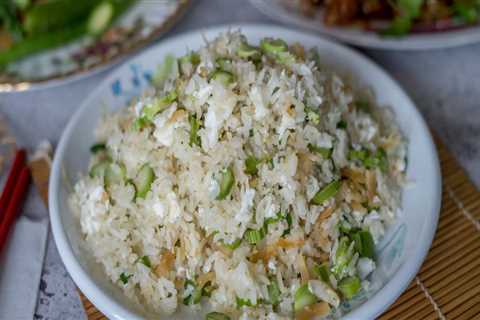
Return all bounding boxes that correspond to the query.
[0,149,26,224]
[0,164,31,254]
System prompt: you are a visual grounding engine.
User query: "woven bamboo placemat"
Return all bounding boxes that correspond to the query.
[78,138,480,320]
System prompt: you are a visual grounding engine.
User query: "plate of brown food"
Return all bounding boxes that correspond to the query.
[250,0,480,50]
[0,0,190,92]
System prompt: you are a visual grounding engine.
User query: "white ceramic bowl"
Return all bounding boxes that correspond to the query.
[49,24,441,320]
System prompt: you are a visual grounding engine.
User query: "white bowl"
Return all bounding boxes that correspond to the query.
[49,24,441,320]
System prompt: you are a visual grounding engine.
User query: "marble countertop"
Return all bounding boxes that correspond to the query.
[1,0,479,319]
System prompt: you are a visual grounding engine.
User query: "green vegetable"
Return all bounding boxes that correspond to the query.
[222,239,242,250]
[104,163,126,188]
[0,23,86,67]
[216,166,235,200]
[211,69,234,86]
[282,212,293,237]
[308,144,332,159]
[294,284,317,311]
[90,143,107,154]
[260,38,288,54]
[183,280,203,305]
[23,0,99,35]
[133,164,155,199]
[0,1,23,40]
[244,227,265,245]
[205,312,231,320]
[189,114,202,147]
[137,255,151,268]
[179,52,200,74]
[311,180,341,205]
[332,237,352,277]
[142,91,177,121]
[244,155,261,175]
[353,230,375,259]
[87,1,114,35]
[305,108,320,125]
[236,296,254,308]
[337,120,347,129]
[215,57,232,70]
[348,149,368,162]
[13,0,30,10]
[364,148,388,172]
[89,161,110,178]
[237,42,261,60]
[267,279,281,306]
[154,54,177,86]
[119,272,132,284]
[313,263,330,283]
[338,276,361,299]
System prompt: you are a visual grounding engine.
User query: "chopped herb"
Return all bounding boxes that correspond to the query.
[353,230,375,259]
[267,279,281,306]
[364,148,388,172]
[338,276,361,299]
[90,143,106,153]
[282,212,293,236]
[308,144,332,159]
[89,161,110,178]
[216,166,235,200]
[183,279,202,305]
[119,272,132,285]
[211,69,234,86]
[337,120,347,129]
[236,296,254,308]
[348,149,368,162]
[305,107,320,125]
[189,114,202,147]
[313,263,330,283]
[244,227,266,245]
[245,155,261,175]
[332,237,352,277]
[311,180,341,205]
[294,284,317,311]
[222,238,242,250]
[237,42,261,61]
[138,255,151,268]
[133,164,155,199]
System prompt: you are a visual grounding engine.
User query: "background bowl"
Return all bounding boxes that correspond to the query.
[49,24,442,319]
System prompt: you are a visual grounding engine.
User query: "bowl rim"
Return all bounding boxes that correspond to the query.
[49,23,442,320]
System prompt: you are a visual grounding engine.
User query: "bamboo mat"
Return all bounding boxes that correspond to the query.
[78,138,480,320]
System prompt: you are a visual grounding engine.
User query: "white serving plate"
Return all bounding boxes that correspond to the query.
[49,24,441,319]
[250,0,480,50]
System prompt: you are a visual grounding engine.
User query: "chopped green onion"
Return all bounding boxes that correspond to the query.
[353,230,375,259]
[154,54,177,86]
[244,227,265,245]
[205,312,231,320]
[104,163,126,188]
[119,272,132,285]
[313,263,330,283]
[136,255,151,268]
[338,276,361,299]
[222,239,242,250]
[294,284,317,311]
[311,180,341,205]
[216,166,235,200]
[90,143,106,154]
[364,148,388,172]
[348,149,368,162]
[216,57,232,70]
[133,117,149,131]
[332,237,352,277]
[244,155,261,175]
[89,161,110,178]
[189,114,202,147]
[308,144,332,159]
[282,212,293,237]
[260,38,288,54]
[237,42,261,60]
[133,164,155,199]
[267,279,281,306]
[211,69,234,86]
[236,296,254,308]
[142,91,177,121]
[305,108,320,125]
[183,279,202,305]
[337,120,347,129]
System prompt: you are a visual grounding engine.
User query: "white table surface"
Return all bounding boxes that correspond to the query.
[1,0,479,319]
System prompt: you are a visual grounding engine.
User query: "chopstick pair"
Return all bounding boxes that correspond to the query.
[0,149,31,254]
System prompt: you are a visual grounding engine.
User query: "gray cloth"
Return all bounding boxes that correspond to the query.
[0,0,479,319]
